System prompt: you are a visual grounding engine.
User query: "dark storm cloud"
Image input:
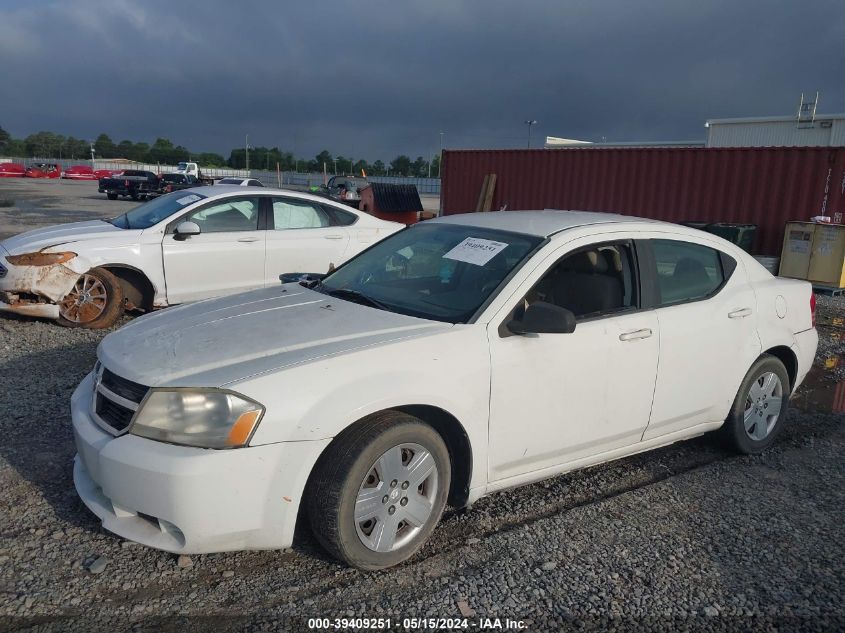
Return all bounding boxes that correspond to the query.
[0,0,842,161]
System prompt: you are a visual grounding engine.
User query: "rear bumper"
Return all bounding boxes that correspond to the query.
[792,328,819,392]
[71,372,330,554]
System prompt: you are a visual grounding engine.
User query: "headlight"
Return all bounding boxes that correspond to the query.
[130,389,264,449]
[6,251,76,266]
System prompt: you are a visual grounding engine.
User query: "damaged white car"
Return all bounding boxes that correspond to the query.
[0,186,402,327]
[71,211,817,569]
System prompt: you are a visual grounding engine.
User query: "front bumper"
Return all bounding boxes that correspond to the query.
[0,246,81,319]
[71,372,330,553]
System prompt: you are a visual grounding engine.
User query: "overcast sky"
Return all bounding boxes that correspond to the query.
[0,0,842,161]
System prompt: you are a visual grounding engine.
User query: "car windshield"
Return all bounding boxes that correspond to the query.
[318,223,544,323]
[109,191,208,230]
[218,178,242,184]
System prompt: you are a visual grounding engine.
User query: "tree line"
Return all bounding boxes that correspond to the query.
[0,127,441,177]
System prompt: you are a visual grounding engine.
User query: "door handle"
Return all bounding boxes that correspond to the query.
[237,237,260,243]
[619,328,653,341]
[324,234,344,240]
[728,308,752,319]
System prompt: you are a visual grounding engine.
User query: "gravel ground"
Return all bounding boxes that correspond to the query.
[0,298,842,632]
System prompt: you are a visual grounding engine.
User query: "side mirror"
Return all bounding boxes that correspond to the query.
[507,301,576,335]
[174,221,201,240]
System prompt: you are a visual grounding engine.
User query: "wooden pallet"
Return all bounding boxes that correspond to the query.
[812,284,845,297]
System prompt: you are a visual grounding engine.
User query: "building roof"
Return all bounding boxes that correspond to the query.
[429,210,662,237]
[706,113,845,125]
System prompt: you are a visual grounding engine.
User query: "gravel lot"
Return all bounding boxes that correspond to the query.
[0,180,843,631]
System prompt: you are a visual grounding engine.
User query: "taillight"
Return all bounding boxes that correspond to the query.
[810,292,816,327]
[124,179,129,186]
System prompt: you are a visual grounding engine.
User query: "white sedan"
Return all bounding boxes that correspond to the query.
[0,186,402,327]
[71,211,818,569]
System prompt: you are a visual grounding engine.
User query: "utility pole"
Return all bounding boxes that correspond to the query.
[524,120,538,149]
[245,134,250,171]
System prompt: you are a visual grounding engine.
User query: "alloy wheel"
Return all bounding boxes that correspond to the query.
[59,274,108,323]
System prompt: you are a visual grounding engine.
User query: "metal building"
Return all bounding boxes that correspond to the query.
[706,113,845,148]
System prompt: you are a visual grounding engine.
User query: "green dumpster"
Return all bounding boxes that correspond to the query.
[705,223,757,252]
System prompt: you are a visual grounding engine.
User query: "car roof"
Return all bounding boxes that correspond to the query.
[428,210,664,237]
[182,185,350,206]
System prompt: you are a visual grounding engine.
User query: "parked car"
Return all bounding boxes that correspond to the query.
[25,163,61,178]
[98,170,160,200]
[216,177,264,187]
[158,173,204,195]
[0,186,403,328]
[0,163,26,178]
[68,211,818,569]
[94,169,121,179]
[323,175,369,207]
[62,165,98,180]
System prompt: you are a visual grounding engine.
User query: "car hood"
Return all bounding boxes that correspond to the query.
[98,285,450,387]
[0,220,127,255]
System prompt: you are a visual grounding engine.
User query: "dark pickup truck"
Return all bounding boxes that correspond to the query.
[156,173,205,195]
[98,170,160,201]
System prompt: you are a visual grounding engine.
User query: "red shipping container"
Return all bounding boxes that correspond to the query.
[441,147,845,255]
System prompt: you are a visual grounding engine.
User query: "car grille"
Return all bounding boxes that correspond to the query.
[94,368,150,435]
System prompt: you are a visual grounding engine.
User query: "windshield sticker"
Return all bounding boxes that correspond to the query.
[443,237,508,266]
[176,194,201,205]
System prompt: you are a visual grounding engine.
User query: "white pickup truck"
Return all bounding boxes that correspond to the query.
[0,186,403,328]
[174,162,249,185]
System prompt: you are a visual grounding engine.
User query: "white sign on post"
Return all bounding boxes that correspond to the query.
[443,237,509,266]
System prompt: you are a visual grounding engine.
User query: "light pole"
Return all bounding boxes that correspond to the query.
[245,134,250,171]
[524,120,537,149]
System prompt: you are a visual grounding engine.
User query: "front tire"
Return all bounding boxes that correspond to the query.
[721,354,790,454]
[57,267,124,329]
[306,411,450,570]
[107,193,117,200]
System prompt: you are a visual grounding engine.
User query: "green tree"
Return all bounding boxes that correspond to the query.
[129,142,150,163]
[149,138,176,163]
[0,126,10,154]
[63,136,90,160]
[196,152,226,167]
[412,156,428,177]
[371,160,385,176]
[4,139,25,157]
[116,140,134,159]
[389,155,412,176]
[431,155,441,178]
[94,133,116,159]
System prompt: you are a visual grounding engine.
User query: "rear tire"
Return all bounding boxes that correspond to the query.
[57,267,124,329]
[107,193,117,200]
[720,354,790,454]
[306,411,450,570]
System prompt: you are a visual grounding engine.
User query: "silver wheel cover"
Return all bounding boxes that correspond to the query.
[744,371,783,441]
[354,443,438,553]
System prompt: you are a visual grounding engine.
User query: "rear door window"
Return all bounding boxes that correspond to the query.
[271,198,330,229]
[651,239,730,305]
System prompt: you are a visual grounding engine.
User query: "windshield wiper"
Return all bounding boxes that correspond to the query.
[324,288,391,311]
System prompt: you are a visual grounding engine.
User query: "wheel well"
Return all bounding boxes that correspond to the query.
[394,405,473,508]
[764,345,797,391]
[101,266,155,312]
